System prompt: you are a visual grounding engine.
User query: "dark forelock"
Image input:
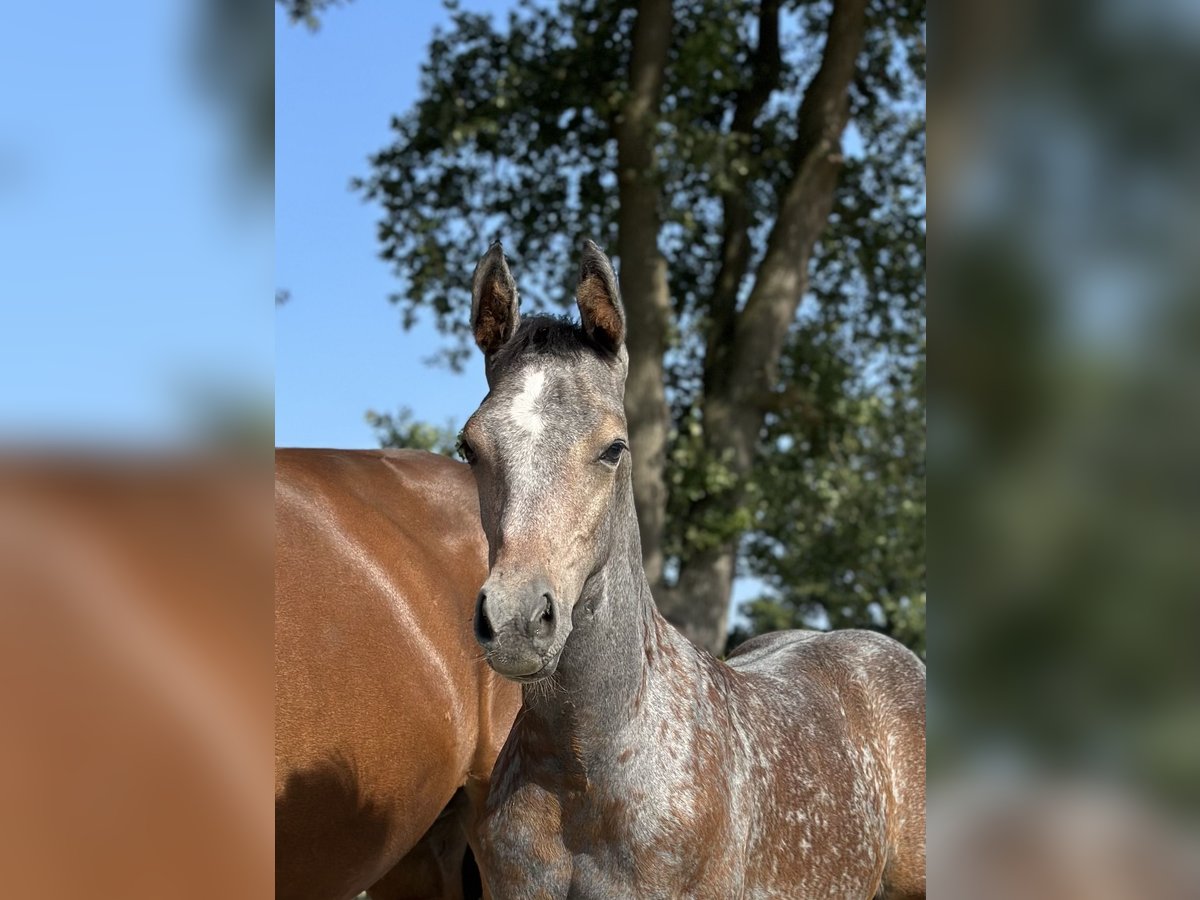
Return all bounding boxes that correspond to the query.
[490,315,612,373]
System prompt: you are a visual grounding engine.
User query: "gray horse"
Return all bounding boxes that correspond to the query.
[459,240,926,899]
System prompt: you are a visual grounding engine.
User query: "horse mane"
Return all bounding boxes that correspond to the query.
[491,314,612,370]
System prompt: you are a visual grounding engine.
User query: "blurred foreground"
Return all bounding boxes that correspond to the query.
[933,776,1200,898]
[1,0,273,896]
[0,455,273,899]
[934,0,1200,893]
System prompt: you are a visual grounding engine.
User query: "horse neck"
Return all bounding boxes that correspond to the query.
[519,481,706,764]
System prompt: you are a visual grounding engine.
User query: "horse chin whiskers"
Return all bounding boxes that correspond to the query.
[523,667,572,703]
[523,673,553,703]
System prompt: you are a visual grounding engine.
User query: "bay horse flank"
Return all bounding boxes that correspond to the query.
[458,242,927,898]
[0,458,272,900]
[276,449,520,899]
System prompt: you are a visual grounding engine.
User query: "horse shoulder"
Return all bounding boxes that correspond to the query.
[480,761,573,897]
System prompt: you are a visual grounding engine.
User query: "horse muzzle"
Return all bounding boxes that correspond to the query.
[473,577,564,680]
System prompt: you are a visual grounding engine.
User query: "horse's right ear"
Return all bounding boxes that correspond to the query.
[576,240,625,353]
[471,242,520,355]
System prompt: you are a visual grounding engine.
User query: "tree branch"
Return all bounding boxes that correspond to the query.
[727,0,869,408]
[615,0,674,179]
[614,0,674,591]
[705,0,783,396]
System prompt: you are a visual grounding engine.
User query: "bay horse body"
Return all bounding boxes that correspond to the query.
[275,449,520,900]
[458,243,927,898]
[0,457,272,900]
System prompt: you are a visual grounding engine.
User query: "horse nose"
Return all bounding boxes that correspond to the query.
[473,582,558,652]
[527,591,555,643]
[474,589,496,647]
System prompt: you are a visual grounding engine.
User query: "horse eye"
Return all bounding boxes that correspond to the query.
[457,434,478,466]
[599,439,627,465]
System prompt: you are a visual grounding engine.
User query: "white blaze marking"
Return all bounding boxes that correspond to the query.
[510,368,546,436]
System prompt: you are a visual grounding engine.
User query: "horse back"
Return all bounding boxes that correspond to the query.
[275,448,518,900]
[727,629,926,897]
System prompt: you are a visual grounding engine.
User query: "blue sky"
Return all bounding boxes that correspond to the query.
[275,1,513,448]
[0,0,273,444]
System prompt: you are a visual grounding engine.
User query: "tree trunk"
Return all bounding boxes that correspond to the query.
[664,546,738,653]
[662,0,868,655]
[622,271,670,591]
[614,0,673,594]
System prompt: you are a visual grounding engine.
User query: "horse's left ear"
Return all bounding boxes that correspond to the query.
[576,240,625,352]
[471,242,520,355]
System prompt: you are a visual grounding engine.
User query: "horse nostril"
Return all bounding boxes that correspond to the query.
[474,591,494,645]
[529,592,555,642]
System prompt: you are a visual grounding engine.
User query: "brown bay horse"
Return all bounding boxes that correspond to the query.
[275,448,520,900]
[0,456,273,900]
[459,242,927,898]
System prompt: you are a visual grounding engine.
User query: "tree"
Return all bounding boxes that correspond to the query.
[289,0,925,654]
[366,407,460,456]
[734,346,925,656]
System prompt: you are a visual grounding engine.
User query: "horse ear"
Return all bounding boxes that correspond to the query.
[471,242,520,355]
[576,240,625,352]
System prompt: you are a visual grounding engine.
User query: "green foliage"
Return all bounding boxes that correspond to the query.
[728,54,929,656]
[665,412,759,559]
[737,342,926,657]
[354,0,632,369]
[349,0,924,652]
[366,408,460,456]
